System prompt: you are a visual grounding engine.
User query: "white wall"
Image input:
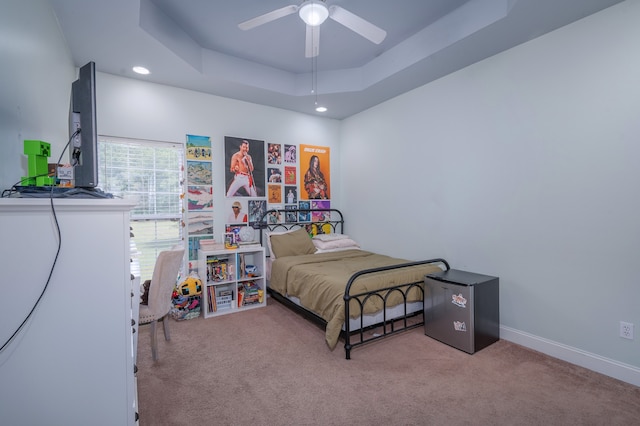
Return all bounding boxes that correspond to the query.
[96,73,341,243]
[341,0,640,382]
[0,0,75,189]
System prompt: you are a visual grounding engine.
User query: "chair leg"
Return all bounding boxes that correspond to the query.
[161,315,171,342]
[149,320,158,362]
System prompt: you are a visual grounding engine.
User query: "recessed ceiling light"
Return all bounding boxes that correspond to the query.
[133,66,150,75]
[315,106,327,113]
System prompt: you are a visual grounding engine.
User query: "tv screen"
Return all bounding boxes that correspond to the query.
[69,61,98,188]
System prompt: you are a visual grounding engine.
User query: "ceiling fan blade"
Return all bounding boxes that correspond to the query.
[238,5,298,31]
[328,6,387,44]
[305,25,320,58]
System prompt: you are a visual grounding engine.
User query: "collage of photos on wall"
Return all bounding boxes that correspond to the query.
[265,143,332,227]
[182,133,332,275]
[224,138,332,245]
[266,140,298,224]
[185,134,214,272]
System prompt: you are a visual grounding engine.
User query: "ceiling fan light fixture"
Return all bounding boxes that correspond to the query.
[299,1,329,27]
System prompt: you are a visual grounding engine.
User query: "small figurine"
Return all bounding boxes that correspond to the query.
[21,140,56,186]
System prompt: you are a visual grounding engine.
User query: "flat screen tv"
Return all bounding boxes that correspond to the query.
[69,61,98,188]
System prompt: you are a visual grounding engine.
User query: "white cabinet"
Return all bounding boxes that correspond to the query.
[0,198,138,425]
[198,247,266,318]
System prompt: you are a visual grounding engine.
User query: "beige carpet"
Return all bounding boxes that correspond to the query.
[136,298,640,425]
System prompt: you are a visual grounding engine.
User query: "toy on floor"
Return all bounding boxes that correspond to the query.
[170,275,202,320]
[178,275,202,297]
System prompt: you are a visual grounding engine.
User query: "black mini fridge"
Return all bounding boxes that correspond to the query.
[424,269,499,354]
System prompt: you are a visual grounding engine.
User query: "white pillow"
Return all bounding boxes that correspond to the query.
[312,233,350,242]
[312,237,360,251]
[315,246,362,254]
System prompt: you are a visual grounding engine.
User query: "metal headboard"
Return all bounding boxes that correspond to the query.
[257,208,345,249]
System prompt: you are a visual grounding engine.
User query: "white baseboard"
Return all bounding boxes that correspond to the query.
[500,325,640,388]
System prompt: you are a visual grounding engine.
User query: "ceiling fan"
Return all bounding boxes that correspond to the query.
[238,0,387,58]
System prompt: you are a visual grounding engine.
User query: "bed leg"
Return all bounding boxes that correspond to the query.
[345,344,352,360]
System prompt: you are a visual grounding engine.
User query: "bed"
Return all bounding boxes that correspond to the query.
[257,208,450,359]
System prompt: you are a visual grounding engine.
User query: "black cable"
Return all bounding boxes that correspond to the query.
[0,131,77,353]
[1,174,53,198]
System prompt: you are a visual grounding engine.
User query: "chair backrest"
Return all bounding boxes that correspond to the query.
[146,248,185,318]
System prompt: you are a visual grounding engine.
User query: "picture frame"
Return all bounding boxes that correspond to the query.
[224,232,238,249]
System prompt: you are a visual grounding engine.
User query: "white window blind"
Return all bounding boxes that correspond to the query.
[98,136,184,282]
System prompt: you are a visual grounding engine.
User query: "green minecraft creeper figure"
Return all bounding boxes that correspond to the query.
[22,140,56,186]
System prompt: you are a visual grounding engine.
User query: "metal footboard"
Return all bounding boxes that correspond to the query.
[343,258,450,359]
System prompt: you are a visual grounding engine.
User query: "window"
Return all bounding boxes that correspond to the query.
[98,136,184,281]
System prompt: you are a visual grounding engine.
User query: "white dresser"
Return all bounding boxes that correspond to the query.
[0,198,138,425]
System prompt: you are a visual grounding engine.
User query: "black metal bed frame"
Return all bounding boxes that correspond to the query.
[257,208,450,359]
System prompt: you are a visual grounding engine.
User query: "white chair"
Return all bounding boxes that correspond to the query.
[138,248,184,361]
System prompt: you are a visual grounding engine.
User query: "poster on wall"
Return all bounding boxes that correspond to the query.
[268,143,282,164]
[225,199,248,224]
[186,161,212,186]
[268,183,282,204]
[300,144,330,200]
[267,167,282,183]
[285,186,297,204]
[267,207,282,224]
[187,185,213,211]
[284,166,296,184]
[311,200,331,221]
[298,200,311,222]
[248,199,267,227]
[186,135,212,161]
[188,212,213,235]
[224,136,265,198]
[284,144,297,163]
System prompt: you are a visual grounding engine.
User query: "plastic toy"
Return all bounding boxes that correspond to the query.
[178,275,202,297]
[245,265,257,276]
[21,140,56,186]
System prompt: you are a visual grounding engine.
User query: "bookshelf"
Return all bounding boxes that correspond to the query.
[198,246,266,318]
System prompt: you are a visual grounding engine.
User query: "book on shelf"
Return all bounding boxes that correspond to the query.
[239,281,262,305]
[238,242,261,247]
[237,290,244,307]
[242,280,260,293]
[239,253,246,279]
[200,239,225,250]
[207,286,217,312]
[206,256,230,282]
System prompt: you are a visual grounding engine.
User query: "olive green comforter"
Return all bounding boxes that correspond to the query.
[269,250,443,349]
